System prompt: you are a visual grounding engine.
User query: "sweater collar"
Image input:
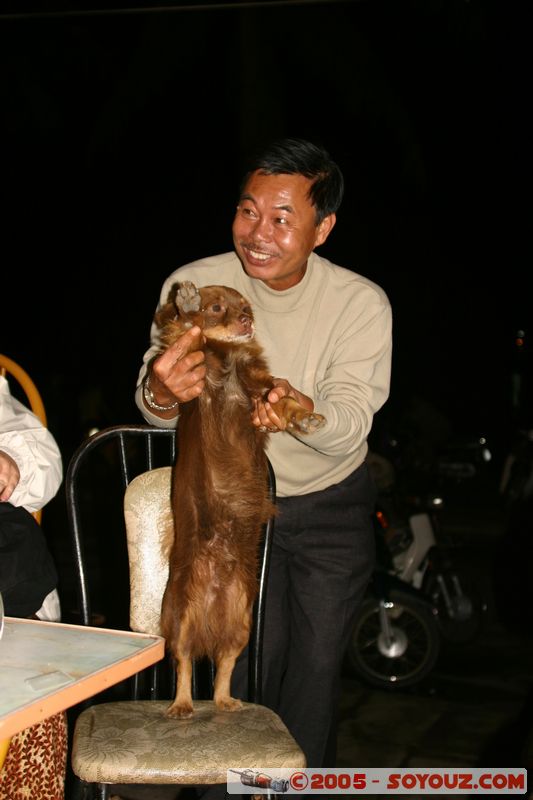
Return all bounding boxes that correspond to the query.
[240,252,320,313]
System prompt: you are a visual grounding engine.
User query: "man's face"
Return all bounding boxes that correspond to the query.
[232,170,335,291]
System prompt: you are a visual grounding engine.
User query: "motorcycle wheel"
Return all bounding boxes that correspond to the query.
[347,589,441,690]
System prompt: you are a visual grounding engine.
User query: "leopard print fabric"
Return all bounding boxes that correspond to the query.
[0,713,67,800]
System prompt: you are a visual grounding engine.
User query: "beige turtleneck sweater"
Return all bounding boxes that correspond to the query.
[136,251,392,497]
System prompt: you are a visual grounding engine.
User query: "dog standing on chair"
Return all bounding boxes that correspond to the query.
[156,281,325,719]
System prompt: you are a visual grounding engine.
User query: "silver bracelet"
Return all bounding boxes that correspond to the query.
[143,372,180,413]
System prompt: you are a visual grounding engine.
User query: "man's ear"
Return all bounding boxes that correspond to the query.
[314,213,336,248]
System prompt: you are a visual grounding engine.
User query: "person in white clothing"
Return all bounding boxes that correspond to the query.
[0,373,63,620]
[0,376,67,800]
[135,138,392,772]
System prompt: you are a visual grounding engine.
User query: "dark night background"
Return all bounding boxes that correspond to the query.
[1,0,531,467]
[1,3,533,784]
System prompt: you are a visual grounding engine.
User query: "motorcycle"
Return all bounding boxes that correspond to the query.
[347,563,441,690]
[374,490,485,645]
[368,447,486,640]
[346,451,486,691]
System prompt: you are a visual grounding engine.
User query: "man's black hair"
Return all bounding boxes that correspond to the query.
[240,137,344,224]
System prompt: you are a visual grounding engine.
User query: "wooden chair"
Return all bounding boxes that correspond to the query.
[0,353,47,426]
[65,425,305,799]
[0,353,47,523]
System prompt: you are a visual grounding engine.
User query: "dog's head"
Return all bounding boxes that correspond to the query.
[156,281,255,345]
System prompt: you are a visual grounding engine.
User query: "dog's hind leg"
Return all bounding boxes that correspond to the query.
[213,584,252,712]
[166,654,194,718]
[213,649,244,712]
[165,612,195,718]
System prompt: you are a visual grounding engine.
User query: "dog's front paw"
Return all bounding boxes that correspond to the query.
[176,281,201,314]
[287,410,326,435]
[165,700,194,719]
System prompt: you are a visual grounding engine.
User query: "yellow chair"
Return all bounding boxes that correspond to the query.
[0,353,47,427]
[0,354,48,524]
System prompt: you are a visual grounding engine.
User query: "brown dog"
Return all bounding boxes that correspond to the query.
[157,281,325,718]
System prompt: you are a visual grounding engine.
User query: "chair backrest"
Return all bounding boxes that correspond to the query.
[124,466,173,636]
[65,424,275,704]
[0,354,47,524]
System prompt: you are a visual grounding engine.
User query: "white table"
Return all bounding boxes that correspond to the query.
[0,616,164,741]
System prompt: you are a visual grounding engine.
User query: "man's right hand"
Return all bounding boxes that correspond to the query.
[146,326,206,417]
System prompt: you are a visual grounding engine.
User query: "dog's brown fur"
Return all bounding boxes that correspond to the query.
[157,281,325,718]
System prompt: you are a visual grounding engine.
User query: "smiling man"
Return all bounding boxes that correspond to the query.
[233,170,335,291]
[135,138,392,774]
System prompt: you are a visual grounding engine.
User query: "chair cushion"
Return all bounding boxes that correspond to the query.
[124,467,174,636]
[72,700,306,784]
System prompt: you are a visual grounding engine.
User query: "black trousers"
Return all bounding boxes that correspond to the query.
[233,461,376,768]
[0,502,57,617]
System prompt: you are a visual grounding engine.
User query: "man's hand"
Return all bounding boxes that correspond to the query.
[251,378,315,432]
[0,450,20,502]
[146,327,207,418]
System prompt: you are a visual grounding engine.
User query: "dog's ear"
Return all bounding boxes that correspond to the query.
[165,282,181,307]
[154,282,181,330]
